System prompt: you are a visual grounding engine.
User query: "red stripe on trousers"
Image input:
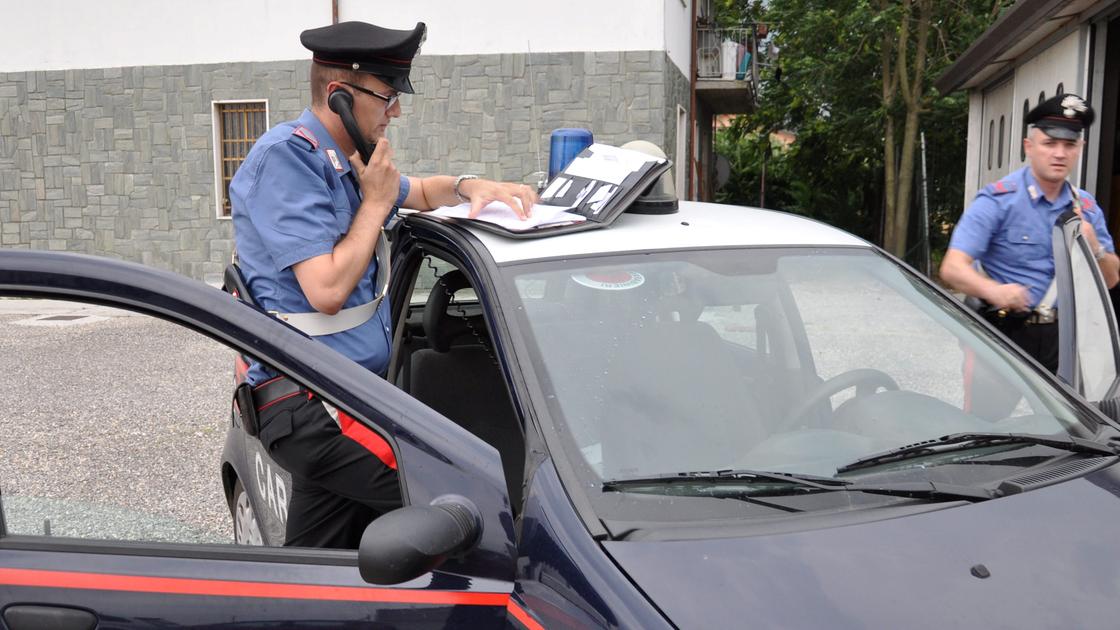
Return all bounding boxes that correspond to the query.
[337,410,398,470]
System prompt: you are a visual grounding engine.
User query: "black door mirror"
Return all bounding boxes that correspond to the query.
[358,496,482,585]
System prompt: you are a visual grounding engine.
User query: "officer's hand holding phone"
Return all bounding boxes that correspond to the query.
[349,138,401,210]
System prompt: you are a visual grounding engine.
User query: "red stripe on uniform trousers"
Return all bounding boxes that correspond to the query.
[0,568,506,606]
[337,410,398,470]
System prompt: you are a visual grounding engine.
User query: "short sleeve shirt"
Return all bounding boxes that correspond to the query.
[230,109,409,384]
[949,165,1114,308]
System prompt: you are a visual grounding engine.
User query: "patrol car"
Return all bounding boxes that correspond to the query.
[4,200,1120,628]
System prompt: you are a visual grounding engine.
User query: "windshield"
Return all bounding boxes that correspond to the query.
[503,247,1105,520]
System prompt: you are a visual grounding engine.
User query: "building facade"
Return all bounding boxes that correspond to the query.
[937,0,1120,232]
[1,0,693,281]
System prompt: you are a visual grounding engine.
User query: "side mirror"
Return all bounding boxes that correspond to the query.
[358,496,482,585]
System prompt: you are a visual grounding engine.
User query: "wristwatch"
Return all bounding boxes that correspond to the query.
[1095,245,1107,261]
[453,174,478,203]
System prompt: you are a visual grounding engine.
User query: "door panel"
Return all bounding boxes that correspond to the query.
[0,250,516,625]
[1052,214,1120,400]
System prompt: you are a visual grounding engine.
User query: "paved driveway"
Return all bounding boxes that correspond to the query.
[0,299,233,543]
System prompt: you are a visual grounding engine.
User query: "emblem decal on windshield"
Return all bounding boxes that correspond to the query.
[571,271,645,291]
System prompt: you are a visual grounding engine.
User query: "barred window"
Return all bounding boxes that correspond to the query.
[213,101,268,218]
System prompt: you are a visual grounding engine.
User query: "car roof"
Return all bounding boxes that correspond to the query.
[438,201,870,264]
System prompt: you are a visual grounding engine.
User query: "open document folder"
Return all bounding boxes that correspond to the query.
[426,143,670,238]
[429,201,586,232]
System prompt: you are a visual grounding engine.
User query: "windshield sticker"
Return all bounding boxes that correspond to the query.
[571,271,645,291]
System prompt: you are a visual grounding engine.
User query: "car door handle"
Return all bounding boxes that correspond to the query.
[3,604,97,630]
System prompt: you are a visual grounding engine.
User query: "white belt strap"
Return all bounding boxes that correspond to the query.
[273,230,391,337]
[1035,277,1057,319]
[274,298,382,336]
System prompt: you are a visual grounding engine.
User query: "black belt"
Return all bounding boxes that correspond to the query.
[983,309,1057,326]
[234,376,307,437]
[252,376,306,412]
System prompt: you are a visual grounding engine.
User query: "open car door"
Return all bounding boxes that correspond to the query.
[1052,211,1120,404]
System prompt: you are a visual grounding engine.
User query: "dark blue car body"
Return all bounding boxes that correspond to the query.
[4,203,1120,628]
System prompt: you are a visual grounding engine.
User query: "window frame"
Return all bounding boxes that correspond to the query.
[211,99,270,220]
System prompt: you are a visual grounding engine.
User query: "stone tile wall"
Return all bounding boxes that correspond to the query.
[0,52,687,280]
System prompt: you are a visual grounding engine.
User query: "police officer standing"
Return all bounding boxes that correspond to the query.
[941,94,1119,373]
[229,21,537,549]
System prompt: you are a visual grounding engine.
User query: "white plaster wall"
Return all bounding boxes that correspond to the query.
[340,0,669,56]
[1010,30,1083,171]
[4,0,327,72]
[963,90,984,205]
[663,0,693,77]
[6,0,681,72]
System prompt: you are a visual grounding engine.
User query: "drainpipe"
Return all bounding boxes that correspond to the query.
[688,0,698,200]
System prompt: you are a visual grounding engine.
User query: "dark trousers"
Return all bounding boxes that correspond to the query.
[989,317,1059,374]
[256,392,401,549]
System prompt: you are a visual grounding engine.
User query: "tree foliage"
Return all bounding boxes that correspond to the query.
[716,0,1011,267]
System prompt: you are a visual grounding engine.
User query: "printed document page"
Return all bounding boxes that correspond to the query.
[429,201,586,232]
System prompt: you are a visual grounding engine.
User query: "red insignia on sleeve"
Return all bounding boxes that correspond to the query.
[292,126,319,149]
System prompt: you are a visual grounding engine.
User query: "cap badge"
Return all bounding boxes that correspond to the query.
[1061,95,1087,118]
[352,62,360,70]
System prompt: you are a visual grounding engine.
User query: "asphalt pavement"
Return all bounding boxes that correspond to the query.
[0,298,234,544]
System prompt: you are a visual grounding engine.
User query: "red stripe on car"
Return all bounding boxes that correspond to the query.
[0,568,505,606]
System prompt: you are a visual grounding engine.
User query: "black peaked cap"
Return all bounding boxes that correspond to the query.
[1025,93,1095,140]
[301,21,426,94]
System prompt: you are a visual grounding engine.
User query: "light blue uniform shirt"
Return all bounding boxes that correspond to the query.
[230,108,410,384]
[949,165,1113,308]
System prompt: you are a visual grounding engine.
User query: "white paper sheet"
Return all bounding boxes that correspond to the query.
[561,143,665,185]
[429,201,586,232]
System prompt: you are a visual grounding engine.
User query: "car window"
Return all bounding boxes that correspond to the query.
[0,299,233,544]
[396,251,525,510]
[409,256,476,306]
[504,248,1090,487]
[698,304,759,351]
[1069,236,1119,400]
[783,257,1033,416]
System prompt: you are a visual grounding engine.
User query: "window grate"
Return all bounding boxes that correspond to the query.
[215,101,267,216]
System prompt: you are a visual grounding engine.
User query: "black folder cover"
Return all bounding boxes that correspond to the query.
[433,143,672,239]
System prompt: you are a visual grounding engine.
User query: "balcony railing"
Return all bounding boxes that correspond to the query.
[696,27,755,82]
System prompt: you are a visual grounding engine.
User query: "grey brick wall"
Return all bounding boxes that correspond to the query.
[0,52,687,281]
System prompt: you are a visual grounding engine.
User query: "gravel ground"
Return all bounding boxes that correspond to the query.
[0,305,234,544]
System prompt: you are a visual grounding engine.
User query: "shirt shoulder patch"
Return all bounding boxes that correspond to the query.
[1077,189,1096,210]
[984,180,1017,196]
[289,126,319,151]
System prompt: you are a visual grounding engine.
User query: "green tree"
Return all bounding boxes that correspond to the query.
[716,0,1010,262]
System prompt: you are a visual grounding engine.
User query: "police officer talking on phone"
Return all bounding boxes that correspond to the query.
[941,94,1119,373]
[229,21,537,549]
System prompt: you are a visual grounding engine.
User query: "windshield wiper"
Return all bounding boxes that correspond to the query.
[602,469,995,503]
[836,432,1118,474]
[602,468,851,492]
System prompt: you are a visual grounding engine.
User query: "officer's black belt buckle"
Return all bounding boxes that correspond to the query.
[234,382,259,437]
[1024,309,1057,325]
[981,307,1056,326]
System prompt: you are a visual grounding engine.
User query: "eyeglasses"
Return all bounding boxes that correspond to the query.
[341,82,400,111]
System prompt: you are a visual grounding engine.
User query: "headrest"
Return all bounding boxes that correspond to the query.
[423,269,486,352]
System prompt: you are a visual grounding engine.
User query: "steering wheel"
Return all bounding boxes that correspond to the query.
[780,368,900,432]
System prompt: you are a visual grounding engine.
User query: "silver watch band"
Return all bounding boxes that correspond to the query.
[454,174,478,204]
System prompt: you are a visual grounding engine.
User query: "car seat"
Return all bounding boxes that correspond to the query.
[406,270,525,508]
